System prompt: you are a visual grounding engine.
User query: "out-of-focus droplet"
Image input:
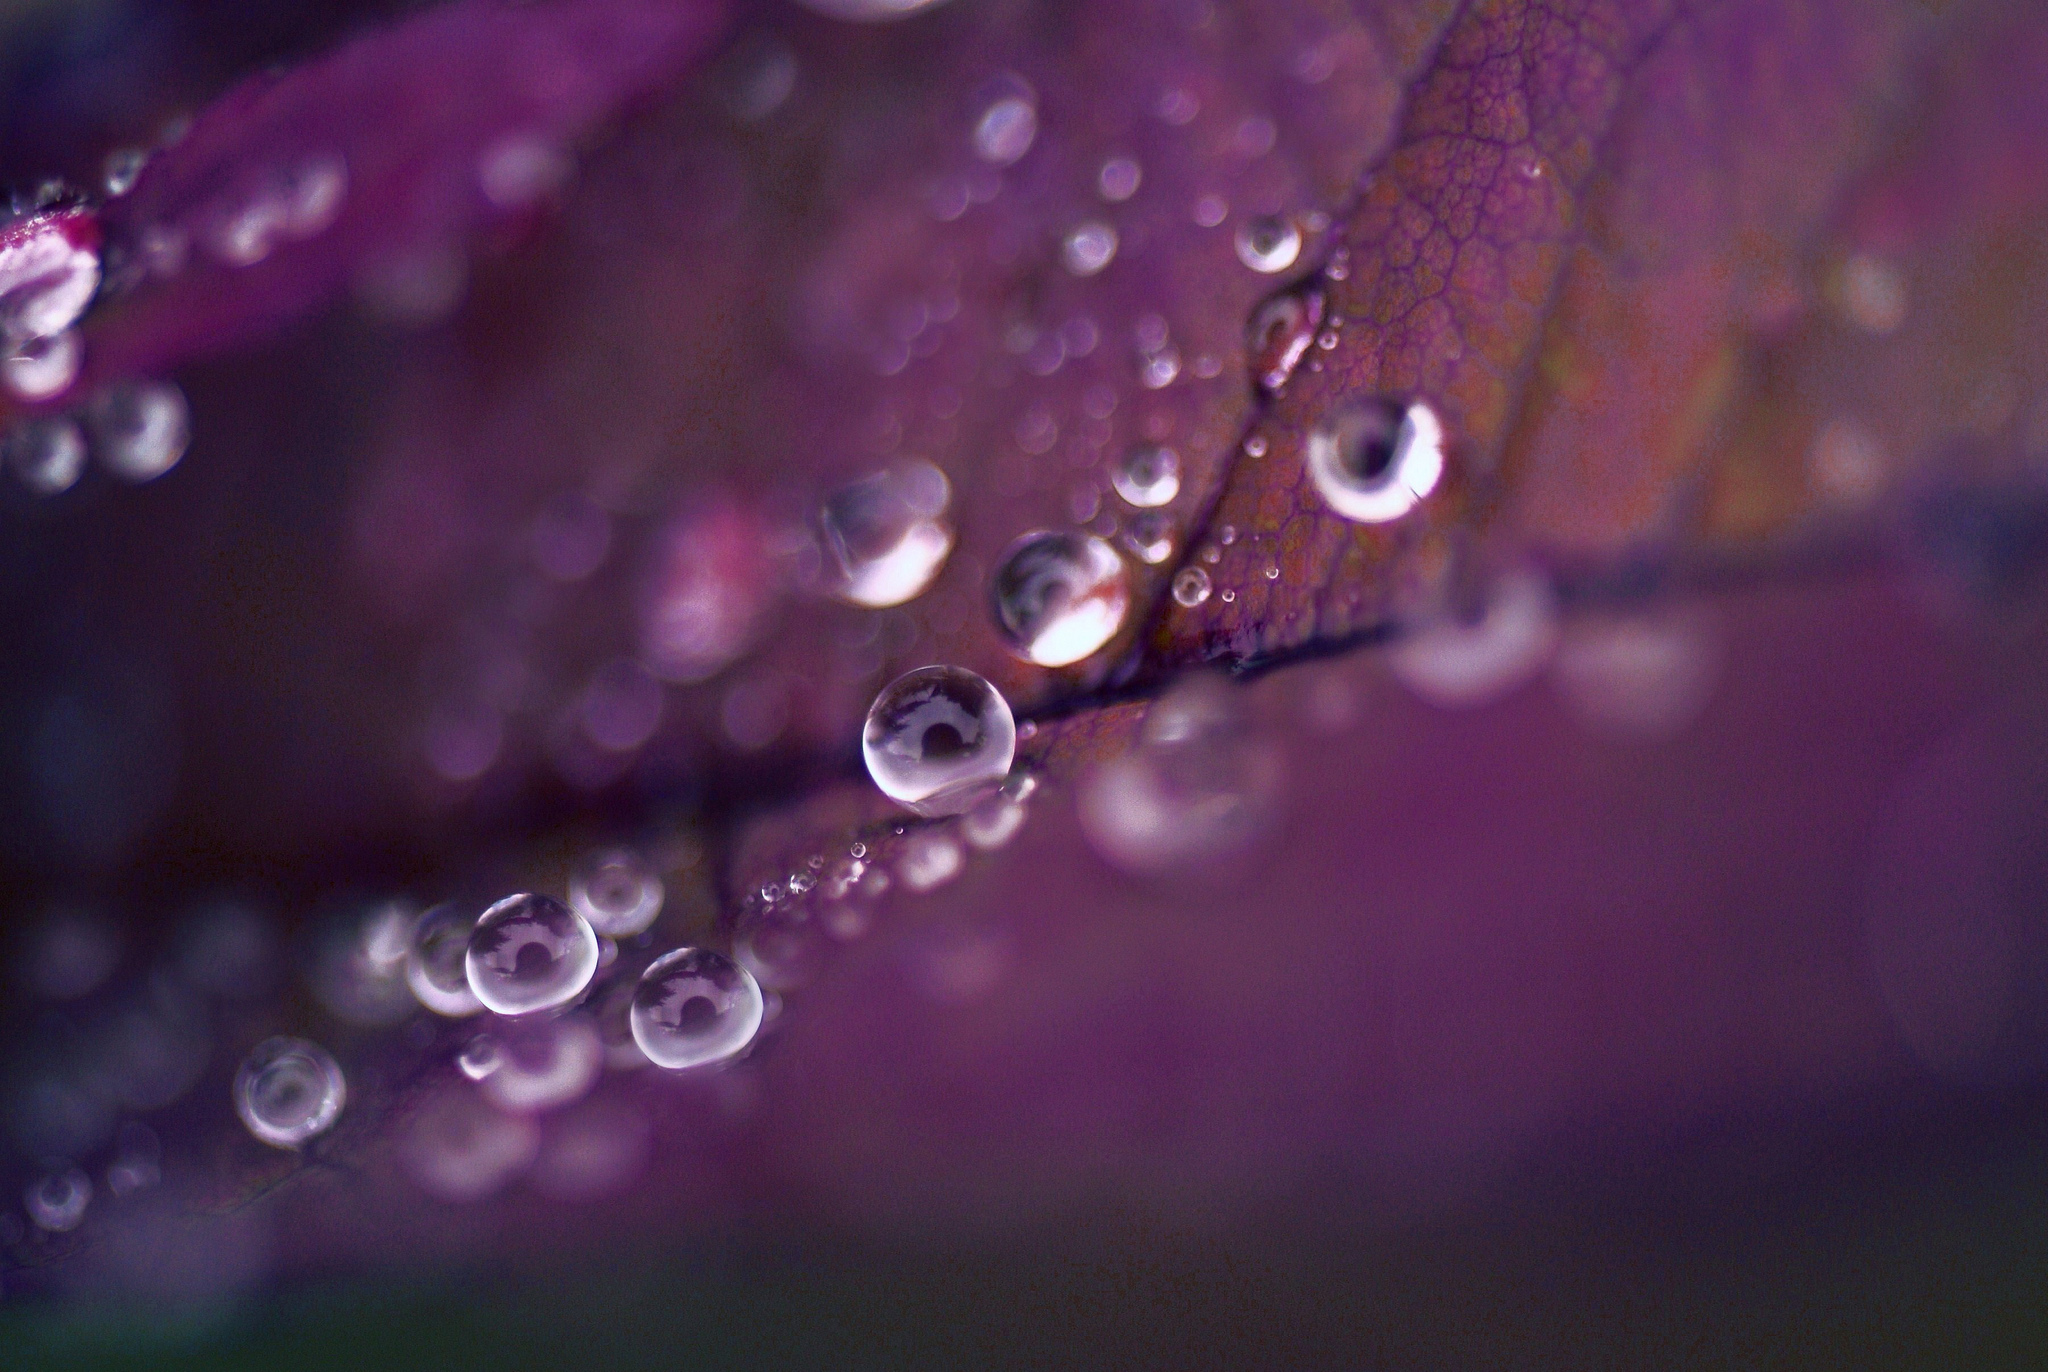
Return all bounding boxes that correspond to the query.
[0,206,100,351]
[399,1087,538,1202]
[177,899,278,1000]
[568,847,665,938]
[630,948,763,1070]
[308,901,417,1027]
[1062,221,1118,277]
[1171,565,1212,607]
[1079,675,1284,875]
[1389,569,1559,709]
[233,1037,345,1149]
[464,893,599,1016]
[26,1167,91,1232]
[476,135,572,210]
[457,1034,502,1081]
[480,1016,602,1112]
[717,34,798,122]
[1123,511,1176,565]
[898,830,964,892]
[736,903,820,992]
[103,148,149,197]
[1098,156,1142,202]
[864,665,1016,816]
[1836,252,1907,335]
[204,155,347,267]
[4,414,85,496]
[973,80,1037,166]
[406,902,483,1017]
[1112,445,1181,508]
[106,1120,161,1195]
[819,460,954,607]
[85,379,189,482]
[962,787,1028,850]
[19,907,120,999]
[1307,396,1444,523]
[530,1094,652,1200]
[1234,215,1302,273]
[1552,610,1722,741]
[795,0,955,19]
[990,531,1130,666]
[4,327,80,401]
[1248,287,1322,392]
[641,504,776,683]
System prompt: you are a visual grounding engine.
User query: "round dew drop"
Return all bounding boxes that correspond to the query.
[4,415,86,496]
[1171,566,1212,607]
[990,530,1131,666]
[1112,445,1181,508]
[630,947,765,1070]
[1306,396,1444,523]
[1062,221,1118,277]
[819,460,954,608]
[86,379,189,482]
[234,1036,345,1148]
[568,847,665,937]
[464,892,600,1016]
[1234,216,1302,274]
[864,665,1016,817]
[407,901,483,1016]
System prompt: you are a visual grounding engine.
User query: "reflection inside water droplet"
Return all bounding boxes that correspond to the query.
[991,530,1130,666]
[1307,396,1444,523]
[864,665,1016,816]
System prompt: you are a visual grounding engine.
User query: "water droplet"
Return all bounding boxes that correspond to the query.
[106,1120,162,1195]
[1139,345,1181,389]
[1098,157,1142,203]
[400,1087,538,1201]
[1156,87,1200,125]
[1172,566,1212,607]
[85,379,189,482]
[457,1035,503,1081]
[464,893,600,1016]
[1193,194,1229,228]
[205,155,346,265]
[0,207,100,350]
[568,847,664,937]
[102,147,149,197]
[864,666,1016,816]
[819,460,954,608]
[1248,288,1322,392]
[480,1016,602,1111]
[1307,397,1445,523]
[630,948,764,1070]
[1837,253,1907,335]
[477,136,572,210]
[4,415,86,496]
[973,82,1037,166]
[1062,221,1118,277]
[25,1167,91,1232]
[406,901,484,1017]
[1123,511,1176,565]
[233,1036,345,1149]
[1390,570,1560,708]
[4,327,80,401]
[1228,218,1294,274]
[962,789,1028,849]
[1078,676,1283,875]
[898,830,964,891]
[308,901,417,1027]
[991,530,1130,666]
[1112,446,1181,508]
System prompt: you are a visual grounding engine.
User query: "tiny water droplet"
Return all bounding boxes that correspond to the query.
[630,947,763,1070]
[973,82,1037,166]
[864,665,1016,816]
[1307,396,1445,523]
[1193,194,1229,228]
[105,1120,161,1195]
[991,530,1130,666]
[233,1036,344,1148]
[1248,288,1322,392]
[25,1167,91,1232]
[1098,156,1142,202]
[1244,434,1268,458]
[86,379,189,482]
[406,901,484,1017]
[1062,221,1118,277]
[102,148,149,197]
[4,415,86,496]
[1140,346,1181,389]
[1112,445,1181,508]
[568,847,664,937]
[464,893,600,1016]
[1122,511,1177,564]
[1172,566,1212,606]
[819,459,955,607]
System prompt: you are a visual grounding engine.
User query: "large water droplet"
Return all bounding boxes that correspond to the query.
[1234,216,1302,274]
[973,80,1037,166]
[1389,570,1559,708]
[86,379,189,482]
[25,1166,91,1232]
[464,893,600,1016]
[0,207,100,351]
[819,460,954,607]
[864,665,1016,816]
[480,1016,602,1112]
[1247,287,1322,392]
[1306,397,1444,523]
[1112,445,1181,508]
[568,847,665,937]
[630,948,764,1070]
[1062,221,1118,277]
[233,1036,345,1148]
[4,415,86,496]
[406,901,484,1017]
[991,531,1130,666]
[1078,676,1284,875]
